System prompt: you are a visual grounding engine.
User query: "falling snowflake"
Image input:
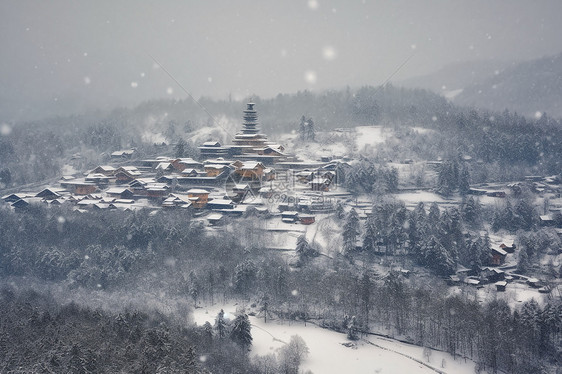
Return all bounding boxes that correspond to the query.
[322,46,337,61]
[140,72,146,78]
[308,0,319,10]
[411,44,417,50]
[83,52,88,57]
[291,289,299,296]
[199,356,207,363]
[304,70,317,84]
[131,81,138,88]
[84,255,90,260]
[0,123,12,136]
[535,111,543,119]
[432,116,438,122]
[166,87,174,95]
[208,77,213,83]
[281,49,288,57]
[84,76,91,85]
[441,85,447,90]
[57,216,66,224]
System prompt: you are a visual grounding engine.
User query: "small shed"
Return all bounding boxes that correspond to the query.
[207,213,225,226]
[299,214,315,225]
[281,211,299,223]
[495,281,507,292]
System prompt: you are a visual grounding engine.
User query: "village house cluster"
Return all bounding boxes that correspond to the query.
[2,103,345,227]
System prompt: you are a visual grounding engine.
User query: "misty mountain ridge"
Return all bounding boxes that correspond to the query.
[400,53,562,118]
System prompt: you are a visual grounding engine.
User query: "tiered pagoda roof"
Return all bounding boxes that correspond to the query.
[232,103,269,150]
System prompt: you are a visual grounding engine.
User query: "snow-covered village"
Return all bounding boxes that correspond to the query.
[1,2,562,374]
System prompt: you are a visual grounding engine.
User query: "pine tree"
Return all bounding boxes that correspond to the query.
[230,313,252,350]
[215,309,227,339]
[335,201,346,220]
[362,217,377,253]
[342,209,360,256]
[347,315,359,340]
[298,115,307,141]
[458,165,470,195]
[295,235,316,265]
[174,138,186,158]
[306,117,315,141]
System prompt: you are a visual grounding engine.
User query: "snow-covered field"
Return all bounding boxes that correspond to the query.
[356,126,389,151]
[193,304,482,374]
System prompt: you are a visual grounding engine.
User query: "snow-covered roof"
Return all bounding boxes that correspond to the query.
[156,162,172,170]
[241,161,264,170]
[492,248,508,256]
[204,164,228,169]
[95,165,116,171]
[187,189,209,194]
[202,141,221,147]
[106,187,131,194]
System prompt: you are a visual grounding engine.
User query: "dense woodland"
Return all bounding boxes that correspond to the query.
[1,85,562,373]
[0,204,560,373]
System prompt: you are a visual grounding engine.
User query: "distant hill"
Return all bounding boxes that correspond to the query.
[399,60,512,95]
[454,53,562,118]
[399,54,562,118]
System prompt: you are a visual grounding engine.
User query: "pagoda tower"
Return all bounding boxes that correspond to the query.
[232,102,269,153]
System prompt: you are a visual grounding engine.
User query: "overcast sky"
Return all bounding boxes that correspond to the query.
[2,0,562,121]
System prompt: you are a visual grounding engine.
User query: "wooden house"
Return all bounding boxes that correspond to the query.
[482,267,505,282]
[264,168,276,181]
[106,187,134,199]
[281,211,299,223]
[181,168,199,177]
[235,162,266,180]
[204,164,229,177]
[258,146,285,157]
[540,215,555,227]
[490,247,507,266]
[495,281,507,292]
[207,213,225,226]
[171,158,203,172]
[309,178,330,192]
[486,191,506,198]
[91,165,116,176]
[499,243,516,253]
[299,214,315,225]
[199,141,229,158]
[145,184,169,198]
[155,162,174,173]
[35,188,63,200]
[187,189,210,208]
[11,199,30,211]
[2,193,28,203]
[115,166,141,183]
[206,198,236,210]
[469,188,487,196]
[162,194,192,209]
[63,181,98,195]
[258,185,276,198]
[111,149,135,159]
[85,173,111,185]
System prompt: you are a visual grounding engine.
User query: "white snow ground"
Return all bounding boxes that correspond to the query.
[193,304,483,374]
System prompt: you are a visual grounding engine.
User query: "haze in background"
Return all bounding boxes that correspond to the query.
[2,0,562,121]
